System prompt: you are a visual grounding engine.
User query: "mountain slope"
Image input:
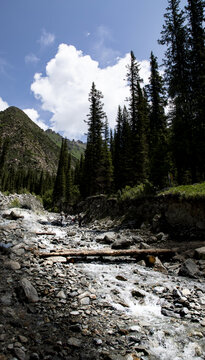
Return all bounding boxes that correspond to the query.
[0,107,60,174]
[45,129,86,161]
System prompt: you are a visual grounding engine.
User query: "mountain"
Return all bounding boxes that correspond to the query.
[0,107,85,175]
[45,129,86,161]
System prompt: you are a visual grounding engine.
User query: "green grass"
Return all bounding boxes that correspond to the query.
[118,181,153,201]
[159,182,205,199]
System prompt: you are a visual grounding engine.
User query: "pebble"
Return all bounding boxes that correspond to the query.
[0,196,205,360]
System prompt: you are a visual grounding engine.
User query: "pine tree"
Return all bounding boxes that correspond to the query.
[113,106,123,190]
[84,82,106,196]
[147,52,168,188]
[53,138,68,208]
[186,0,205,180]
[126,51,150,185]
[159,0,192,184]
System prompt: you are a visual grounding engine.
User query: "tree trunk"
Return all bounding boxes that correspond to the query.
[37,247,178,258]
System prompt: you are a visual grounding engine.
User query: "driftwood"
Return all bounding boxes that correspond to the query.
[37,247,178,258]
[36,232,56,236]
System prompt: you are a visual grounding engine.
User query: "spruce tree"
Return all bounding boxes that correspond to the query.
[186,0,205,180]
[159,0,192,184]
[84,82,106,196]
[147,52,168,188]
[53,138,68,208]
[126,51,150,185]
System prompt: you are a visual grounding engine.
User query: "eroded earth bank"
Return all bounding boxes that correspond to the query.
[0,192,205,360]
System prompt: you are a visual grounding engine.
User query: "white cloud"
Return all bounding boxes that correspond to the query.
[92,25,120,66]
[25,53,40,65]
[39,29,55,47]
[0,97,9,111]
[31,44,150,140]
[23,108,48,131]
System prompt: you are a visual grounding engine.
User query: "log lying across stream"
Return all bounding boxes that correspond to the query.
[37,247,179,258]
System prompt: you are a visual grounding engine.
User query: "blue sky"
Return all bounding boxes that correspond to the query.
[0,0,187,140]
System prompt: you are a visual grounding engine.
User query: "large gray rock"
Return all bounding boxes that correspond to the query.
[19,278,39,303]
[111,238,132,249]
[195,247,205,260]
[179,258,199,278]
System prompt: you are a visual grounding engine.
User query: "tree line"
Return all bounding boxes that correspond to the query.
[0,0,204,210]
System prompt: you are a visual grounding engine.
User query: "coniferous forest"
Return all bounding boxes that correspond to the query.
[0,0,204,211]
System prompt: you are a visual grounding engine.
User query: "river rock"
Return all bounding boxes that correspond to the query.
[195,247,205,260]
[179,258,199,278]
[19,278,39,303]
[4,259,21,270]
[111,238,132,249]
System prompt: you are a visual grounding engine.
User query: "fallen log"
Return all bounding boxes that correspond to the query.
[36,232,56,236]
[37,247,179,258]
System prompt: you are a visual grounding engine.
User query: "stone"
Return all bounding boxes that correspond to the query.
[139,242,150,249]
[47,256,67,263]
[136,260,146,266]
[19,278,39,303]
[56,290,66,299]
[132,235,143,243]
[179,259,199,278]
[80,297,90,305]
[14,347,26,360]
[195,247,205,260]
[67,337,82,348]
[4,260,21,270]
[131,289,146,298]
[96,235,114,244]
[111,238,132,249]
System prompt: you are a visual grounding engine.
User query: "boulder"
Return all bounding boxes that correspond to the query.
[111,238,132,249]
[195,247,205,260]
[18,278,39,303]
[179,258,199,278]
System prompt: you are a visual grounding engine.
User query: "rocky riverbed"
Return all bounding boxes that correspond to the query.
[0,194,205,359]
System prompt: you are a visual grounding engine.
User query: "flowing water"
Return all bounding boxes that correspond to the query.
[1,208,205,359]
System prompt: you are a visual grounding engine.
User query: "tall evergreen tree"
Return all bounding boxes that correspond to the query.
[83,82,113,196]
[159,0,193,184]
[126,51,150,185]
[147,52,168,188]
[52,138,71,208]
[186,0,205,180]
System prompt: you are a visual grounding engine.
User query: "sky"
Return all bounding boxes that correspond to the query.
[0,0,187,140]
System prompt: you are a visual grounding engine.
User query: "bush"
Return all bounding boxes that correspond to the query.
[9,198,20,208]
[119,181,154,201]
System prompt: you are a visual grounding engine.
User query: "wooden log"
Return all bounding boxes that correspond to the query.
[36,232,56,236]
[37,247,178,258]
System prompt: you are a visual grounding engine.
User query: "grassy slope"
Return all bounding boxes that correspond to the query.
[158,182,205,198]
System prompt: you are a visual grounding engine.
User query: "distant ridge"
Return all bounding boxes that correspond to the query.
[0,106,85,175]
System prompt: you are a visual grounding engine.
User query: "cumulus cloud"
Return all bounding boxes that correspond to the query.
[92,25,120,66]
[25,53,40,65]
[39,29,55,47]
[23,108,48,131]
[31,44,150,140]
[0,97,9,111]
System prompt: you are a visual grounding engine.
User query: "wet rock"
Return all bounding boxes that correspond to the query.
[179,258,199,278]
[139,242,150,249]
[56,290,66,299]
[195,246,205,260]
[13,347,26,360]
[131,289,146,298]
[67,337,82,348]
[4,259,21,270]
[111,238,132,249]
[96,235,114,244]
[132,235,143,243]
[18,278,39,303]
[2,210,24,220]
